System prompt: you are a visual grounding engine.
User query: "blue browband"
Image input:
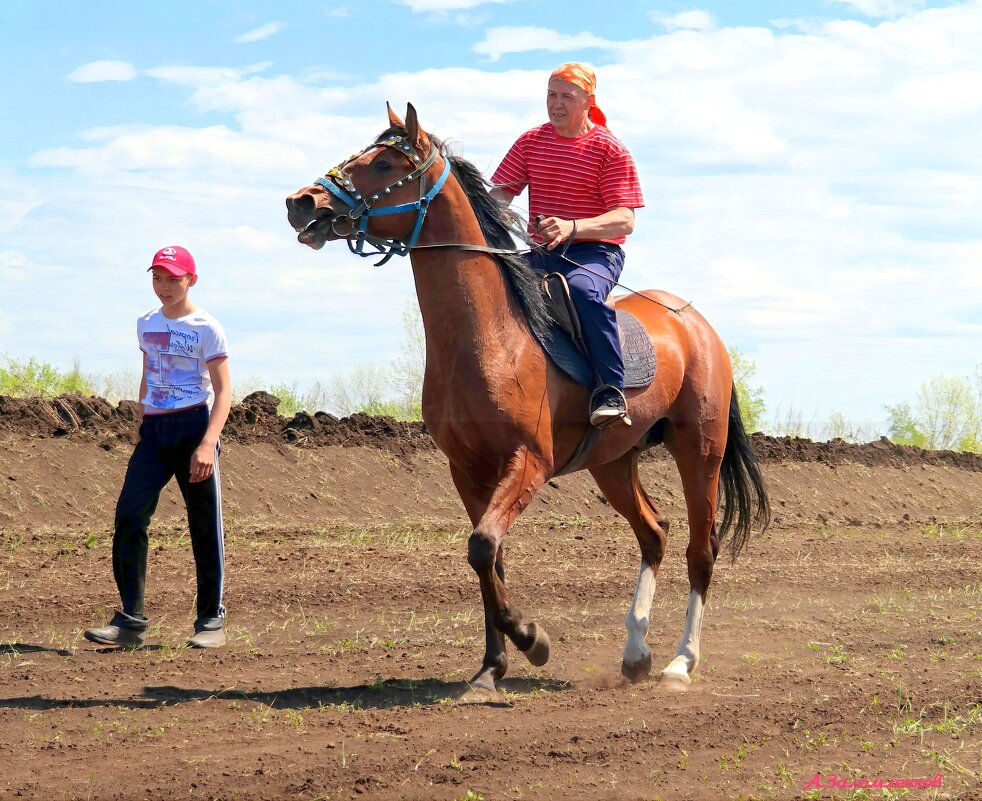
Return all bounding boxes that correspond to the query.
[313,134,452,266]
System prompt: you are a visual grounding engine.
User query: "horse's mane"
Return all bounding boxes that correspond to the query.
[382,127,551,334]
[446,154,552,334]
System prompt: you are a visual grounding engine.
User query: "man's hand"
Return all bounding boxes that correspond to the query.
[190,440,216,483]
[499,207,522,228]
[535,215,576,250]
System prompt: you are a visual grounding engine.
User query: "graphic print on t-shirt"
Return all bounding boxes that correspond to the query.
[143,327,204,409]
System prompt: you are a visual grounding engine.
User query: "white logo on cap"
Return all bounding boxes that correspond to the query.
[159,247,178,261]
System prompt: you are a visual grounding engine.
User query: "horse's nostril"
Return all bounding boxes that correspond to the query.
[288,194,316,214]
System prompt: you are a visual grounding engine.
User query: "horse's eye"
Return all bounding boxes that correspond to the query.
[375,159,392,173]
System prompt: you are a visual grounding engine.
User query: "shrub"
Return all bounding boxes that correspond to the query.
[886,368,982,452]
[729,347,766,433]
[0,357,95,398]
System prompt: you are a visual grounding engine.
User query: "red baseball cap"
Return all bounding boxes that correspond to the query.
[149,245,196,277]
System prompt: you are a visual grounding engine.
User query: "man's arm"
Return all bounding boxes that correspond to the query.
[489,187,516,206]
[536,207,635,250]
[190,357,231,483]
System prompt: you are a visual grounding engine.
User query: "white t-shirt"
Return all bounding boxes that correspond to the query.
[137,307,229,413]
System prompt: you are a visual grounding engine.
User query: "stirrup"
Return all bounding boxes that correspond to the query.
[589,385,632,429]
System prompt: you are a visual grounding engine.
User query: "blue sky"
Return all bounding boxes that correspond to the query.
[1,0,980,432]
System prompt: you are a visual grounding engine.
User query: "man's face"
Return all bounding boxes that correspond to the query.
[546,78,593,135]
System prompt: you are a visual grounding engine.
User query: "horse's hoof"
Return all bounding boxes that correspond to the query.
[521,622,551,667]
[658,672,691,692]
[457,685,509,706]
[621,651,652,683]
[659,656,693,692]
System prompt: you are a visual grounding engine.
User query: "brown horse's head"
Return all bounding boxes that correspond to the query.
[286,103,438,250]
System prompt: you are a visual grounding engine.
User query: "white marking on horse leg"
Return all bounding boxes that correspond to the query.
[661,590,705,683]
[623,562,656,669]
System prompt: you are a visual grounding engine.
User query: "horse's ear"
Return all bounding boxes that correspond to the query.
[386,102,404,129]
[405,102,425,151]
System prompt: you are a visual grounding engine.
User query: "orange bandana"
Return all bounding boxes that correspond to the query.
[550,62,607,127]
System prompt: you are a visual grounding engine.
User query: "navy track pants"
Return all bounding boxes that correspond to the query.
[526,241,626,390]
[112,405,225,631]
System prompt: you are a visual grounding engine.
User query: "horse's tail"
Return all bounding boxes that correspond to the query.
[717,382,771,559]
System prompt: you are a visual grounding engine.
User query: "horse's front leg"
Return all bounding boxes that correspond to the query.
[451,451,551,697]
[448,465,504,694]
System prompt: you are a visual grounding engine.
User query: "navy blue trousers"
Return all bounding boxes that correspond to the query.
[526,242,626,389]
[112,405,225,631]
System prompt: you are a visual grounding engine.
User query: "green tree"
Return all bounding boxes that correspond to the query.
[263,381,330,417]
[390,299,425,419]
[0,357,94,397]
[232,300,426,420]
[728,347,766,433]
[327,364,395,417]
[823,410,880,444]
[322,299,426,420]
[95,367,141,404]
[886,368,982,452]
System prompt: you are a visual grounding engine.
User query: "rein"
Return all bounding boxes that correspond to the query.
[412,241,693,315]
[313,136,689,313]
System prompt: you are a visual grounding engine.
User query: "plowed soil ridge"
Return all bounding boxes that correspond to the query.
[2,391,981,471]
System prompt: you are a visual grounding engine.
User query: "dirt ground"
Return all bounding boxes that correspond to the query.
[0,395,979,801]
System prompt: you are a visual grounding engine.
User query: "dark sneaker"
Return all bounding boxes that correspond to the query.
[187,628,226,649]
[590,388,631,428]
[83,623,145,648]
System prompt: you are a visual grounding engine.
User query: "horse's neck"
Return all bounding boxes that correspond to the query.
[410,249,521,360]
[410,186,528,366]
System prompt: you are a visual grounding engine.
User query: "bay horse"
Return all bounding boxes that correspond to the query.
[286,104,769,698]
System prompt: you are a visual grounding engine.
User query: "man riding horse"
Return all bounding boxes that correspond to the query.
[490,62,644,428]
[286,91,768,698]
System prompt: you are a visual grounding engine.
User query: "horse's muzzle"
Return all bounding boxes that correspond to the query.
[286,191,342,249]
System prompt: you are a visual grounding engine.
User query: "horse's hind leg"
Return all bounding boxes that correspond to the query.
[450,453,551,695]
[661,420,725,686]
[589,451,669,683]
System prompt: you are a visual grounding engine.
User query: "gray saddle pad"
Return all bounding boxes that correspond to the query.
[528,306,656,389]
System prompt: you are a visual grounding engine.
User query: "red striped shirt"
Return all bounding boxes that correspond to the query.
[491,123,644,245]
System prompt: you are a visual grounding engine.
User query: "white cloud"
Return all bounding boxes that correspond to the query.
[233,21,285,44]
[211,226,283,252]
[68,60,136,83]
[0,249,30,282]
[649,10,718,31]
[145,65,250,85]
[831,0,927,18]
[31,124,305,178]
[397,0,516,10]
[894,70,982,113]
[473,26,618,62]
[325,6,350,17]
[0,172,42,238]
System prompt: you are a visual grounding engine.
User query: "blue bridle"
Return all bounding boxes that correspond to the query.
[313,133,452,266]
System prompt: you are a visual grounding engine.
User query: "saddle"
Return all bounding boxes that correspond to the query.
[535,272,656,390]
[526,273,658,475]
